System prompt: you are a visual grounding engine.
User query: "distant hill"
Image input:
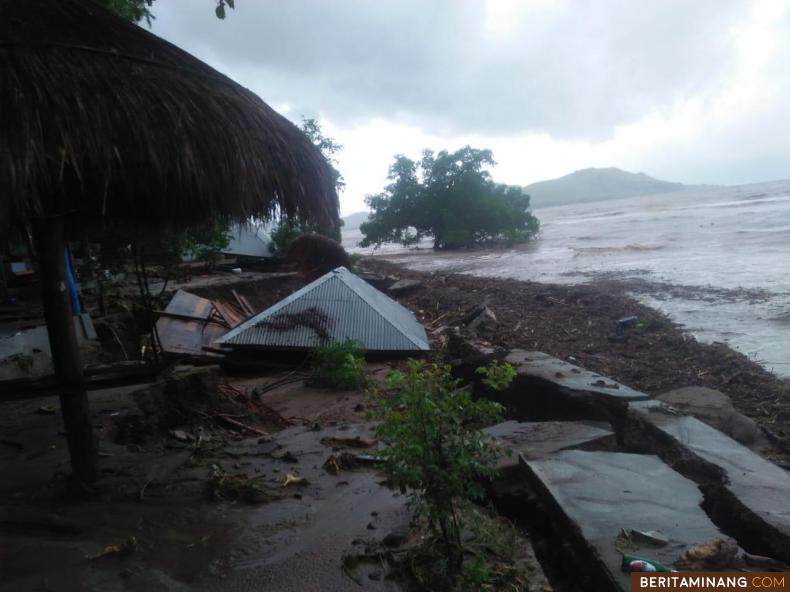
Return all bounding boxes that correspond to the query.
[524,167,702,208]
[342,211,369,229]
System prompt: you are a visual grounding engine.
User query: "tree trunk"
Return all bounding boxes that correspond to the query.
[33,218,98,484]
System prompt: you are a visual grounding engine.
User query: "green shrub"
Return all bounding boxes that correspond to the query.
[371,360,504,575]
[475,361,516,391]
[309,339,368,390]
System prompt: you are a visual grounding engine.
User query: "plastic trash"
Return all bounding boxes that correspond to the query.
[621,554,672,573]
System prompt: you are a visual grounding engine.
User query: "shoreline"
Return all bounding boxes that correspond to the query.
[360,257,790,463]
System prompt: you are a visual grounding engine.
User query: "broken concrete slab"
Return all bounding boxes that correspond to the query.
[655,386,769,452]
[504,351,648,404]
[522,449,739,591]
[485,420,614,461]
[489,351,648,430]
[484,420,614,493]
[627,400,790,562]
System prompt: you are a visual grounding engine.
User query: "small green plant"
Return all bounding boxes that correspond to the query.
[372,361,503,576]
[309,339,368,390]
[475,361,516,391]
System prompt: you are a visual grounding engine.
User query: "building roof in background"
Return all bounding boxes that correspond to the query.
[223,223,273,258]
[218,267,429,353]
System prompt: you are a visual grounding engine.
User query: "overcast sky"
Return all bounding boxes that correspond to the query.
[151,0,790,215]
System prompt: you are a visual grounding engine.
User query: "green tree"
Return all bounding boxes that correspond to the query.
[360,147,539,250]
[268,118,345,254]
[299,117,345,193]
[100,0,233,25]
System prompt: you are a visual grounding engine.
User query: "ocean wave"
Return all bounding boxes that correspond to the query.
[572,243,664,257]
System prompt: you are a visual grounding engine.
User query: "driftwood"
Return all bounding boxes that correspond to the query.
[216,414,269,437]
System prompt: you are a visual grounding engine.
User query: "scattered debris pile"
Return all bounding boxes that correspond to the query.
[155,289,256,360]
[361,259,790,462]
[114,365,290,445]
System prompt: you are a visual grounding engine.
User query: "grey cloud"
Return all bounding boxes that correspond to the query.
[151,0,751,140]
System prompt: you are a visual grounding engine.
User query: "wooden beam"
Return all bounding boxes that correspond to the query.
[33,217,98,484]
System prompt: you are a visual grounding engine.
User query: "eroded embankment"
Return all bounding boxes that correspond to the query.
[456,345,790,592]
[361,258,790,464]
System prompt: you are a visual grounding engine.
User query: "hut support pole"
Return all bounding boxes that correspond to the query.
[33,217,99,484]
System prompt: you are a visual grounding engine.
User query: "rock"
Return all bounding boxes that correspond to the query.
[465,306,498,341]
[461,299,490,325]
[387,278,422,295]
[447,330,496,362]
[522,450,739,591]
[655,386,768,450]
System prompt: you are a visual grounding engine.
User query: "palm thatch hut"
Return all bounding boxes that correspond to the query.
[0,0,340,483]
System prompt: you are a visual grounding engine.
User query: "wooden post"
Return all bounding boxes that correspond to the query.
[33,217,98,484]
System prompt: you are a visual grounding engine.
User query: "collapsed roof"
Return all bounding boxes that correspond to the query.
[218,267,429,353]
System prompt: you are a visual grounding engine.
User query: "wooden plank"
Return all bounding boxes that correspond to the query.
[156,290,229,358]
[214,300,244,327]
[231,289,255,317]
[239,294,256,317]
[211,302,233,328]
[165,289,213,319]
[154,310,226,325]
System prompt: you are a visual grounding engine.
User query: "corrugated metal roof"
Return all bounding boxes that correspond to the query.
[217,267,430,352]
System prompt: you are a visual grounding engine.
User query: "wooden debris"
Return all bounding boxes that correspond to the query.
[216,414,269,437]
[282,472,307,487]
[84,536,138,560]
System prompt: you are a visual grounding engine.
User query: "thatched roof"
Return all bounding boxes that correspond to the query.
[0,0,339,237]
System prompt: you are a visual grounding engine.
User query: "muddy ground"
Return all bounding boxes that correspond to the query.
[0,364,412,592]
[361,259,790,463]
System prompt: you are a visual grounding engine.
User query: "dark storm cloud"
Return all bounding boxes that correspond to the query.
[151,0,751,140]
